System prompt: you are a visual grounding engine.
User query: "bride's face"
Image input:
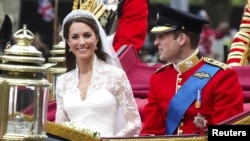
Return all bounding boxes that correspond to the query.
[67,22,99,60]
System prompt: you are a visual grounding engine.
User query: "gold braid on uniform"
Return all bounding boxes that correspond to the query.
[227,0,250,66]
[204,57,230,70]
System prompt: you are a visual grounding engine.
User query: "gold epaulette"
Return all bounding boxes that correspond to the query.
[203,57,230,70]
[155,63,171,73]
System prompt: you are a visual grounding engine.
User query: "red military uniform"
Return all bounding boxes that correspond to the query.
[113,0,148,53]
[141,50,244,135]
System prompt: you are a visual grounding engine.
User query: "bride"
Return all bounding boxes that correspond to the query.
[55,9,141,137]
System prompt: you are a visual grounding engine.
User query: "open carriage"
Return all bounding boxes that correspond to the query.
[1,0,250,141]
[7,43,248,141]
[15,44,250,141]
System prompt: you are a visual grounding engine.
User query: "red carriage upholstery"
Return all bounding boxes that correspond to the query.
[117,45,161,122]
[232,66,250,103]
[21,97,57,122]
[231,66,250,111]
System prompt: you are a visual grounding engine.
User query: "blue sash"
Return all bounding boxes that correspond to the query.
[166,63,220,135]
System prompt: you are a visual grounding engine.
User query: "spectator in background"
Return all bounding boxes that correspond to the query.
[197,9,232,62]
[197,9,216,58]
[211,21,233,62]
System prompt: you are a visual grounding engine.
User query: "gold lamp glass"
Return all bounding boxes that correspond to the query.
[0,24,53,141]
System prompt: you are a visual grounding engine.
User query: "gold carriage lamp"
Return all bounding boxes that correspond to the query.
[0,24,54,140]
[47,31,66,101]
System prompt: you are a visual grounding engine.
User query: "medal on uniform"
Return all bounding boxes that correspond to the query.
[195,89,202,108]
[193,113,207,129]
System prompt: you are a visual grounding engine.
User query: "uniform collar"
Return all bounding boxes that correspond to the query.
[174,49,202,73]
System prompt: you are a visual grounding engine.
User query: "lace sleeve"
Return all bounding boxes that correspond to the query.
[55,76,69,123]
[114,70,142,137]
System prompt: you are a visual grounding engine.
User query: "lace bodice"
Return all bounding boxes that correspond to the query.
[55,57,141,137]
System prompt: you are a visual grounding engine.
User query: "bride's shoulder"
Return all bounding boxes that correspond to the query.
[57,69,77,82]
[106,63,125,73]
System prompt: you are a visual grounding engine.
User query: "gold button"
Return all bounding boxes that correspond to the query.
[178,78,182,83]
[177,85,181,90]
[180,122,184,126]
[178,129,183,135]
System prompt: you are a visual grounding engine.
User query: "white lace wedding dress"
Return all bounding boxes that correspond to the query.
[55,56,141,137]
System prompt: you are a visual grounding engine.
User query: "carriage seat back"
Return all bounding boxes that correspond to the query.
[232,66,250,103]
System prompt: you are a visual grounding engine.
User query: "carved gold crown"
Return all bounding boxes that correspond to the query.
[72,0,98,12]
[71,0,118,34]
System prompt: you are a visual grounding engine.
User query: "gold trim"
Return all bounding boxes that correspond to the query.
[101,136,207,141]
[53,43,65,49]
[222,111,250,125]
[100,111,250,141]
[49,50,65,55]
[4,49,41,57]
[0,81,10,138]
[22,114,99,141]
[48,57,65,63]
[93,4,105,19]
[94,5,106,19]
[0,64,47,72]
[151,26,174,34]
[46,121,100,141]
[175,49,200,73]
[47,67,66,74]
[73,0,96,12]
[2,134,47,141]
[0,55,45,63]
[0,63,55,74]
[13,25,34,46]
[17,110,250,141]
[203,57,229,70]
[52,44,65,49]
[233,115,250,124]
[4,44,42,57]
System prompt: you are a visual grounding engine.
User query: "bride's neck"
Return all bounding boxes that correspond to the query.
[77,56,94,74]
